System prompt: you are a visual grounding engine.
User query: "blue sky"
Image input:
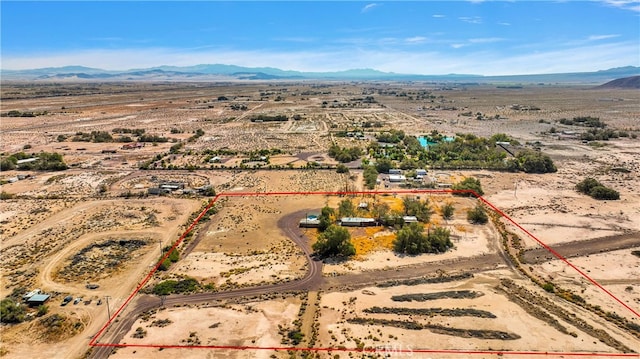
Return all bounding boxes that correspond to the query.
[1,1,639,75]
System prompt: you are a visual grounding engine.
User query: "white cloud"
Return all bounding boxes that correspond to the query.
[601,0,640,12]
[458,16,482,24]
[405,36,427,44]
[588,34,621,41]
[432,14,446,18]
[498,22,511,26]
[468,37,505,44]
[450,44,466,49]
[361,3,379,13]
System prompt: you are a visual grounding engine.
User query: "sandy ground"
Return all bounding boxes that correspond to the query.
[110,297,302,359]
[1,83,639,358]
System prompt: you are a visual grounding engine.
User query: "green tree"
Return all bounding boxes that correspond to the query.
[467,205,488,224]
[393,223,452,254]
[441,203,455,220]
[0,298,26,323]
[402,197,432,222]
[452,177,484,196]
[374,158,393,174]
[515,150,556,173]
[338,199,356,218]
[336,164,349,174]
[318,205,335,232]
[312,225,355,258]
[363,165,379,189]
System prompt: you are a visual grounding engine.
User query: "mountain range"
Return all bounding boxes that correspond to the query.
[1,64,639,84]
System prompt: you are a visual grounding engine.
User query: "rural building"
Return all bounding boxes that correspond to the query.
[299,215,321,228]
[160,182,185,191]
[416,169,427,176]
[402,216,418,224]
[209,156,221,163]
[358,202,369,209]
[26,294,50,307]
[22,289,41,301]
[16,158,38,165]
[148,187,170,195]
[389,169,402,175]
[389,174,406,183]
[339,217,378,227]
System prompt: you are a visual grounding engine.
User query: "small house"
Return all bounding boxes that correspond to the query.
[389,169,402,175]
[339,217,378,227]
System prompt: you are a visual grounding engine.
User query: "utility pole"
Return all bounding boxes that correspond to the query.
[105,296,111,321]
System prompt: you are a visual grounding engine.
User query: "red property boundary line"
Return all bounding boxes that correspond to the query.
[89,189,640,357]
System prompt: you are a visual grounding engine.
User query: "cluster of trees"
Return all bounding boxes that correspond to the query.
[2,110,48,117]
[158,246,180,271]
[402,197,433,222]
[576,178,620,200]
[250,114,288,122]
[0,152,67,171]
[393,223,452,255]
[71,131,114,143]
[328,144,363,163]
[452,177,484,197]
[560,116,606,128]
[363,165,379,189]
[113,128,146,136]
[312,224,355,258]
[508,150,557,173]
[376,130,406,143]
[580,128,631,141]
[152,277,200,295]
[139,134,169,143]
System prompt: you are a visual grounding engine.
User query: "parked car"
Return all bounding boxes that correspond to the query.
[61,295,73,306]
[73,297,82,305]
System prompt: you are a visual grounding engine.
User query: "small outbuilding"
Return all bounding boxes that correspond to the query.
[402,216,418,224]
[339,217,378,227]
[299,216,321,228]
[27,294,50,307]
[389,174,406,183]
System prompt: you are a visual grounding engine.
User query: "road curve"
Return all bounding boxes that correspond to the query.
[89,220,640,358]
[90,208,323,358]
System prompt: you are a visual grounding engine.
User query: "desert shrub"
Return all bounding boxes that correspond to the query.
[336,164,349,173]
[0,191,15,200]
[0,298,26,323]
[441,203,455,220]
[152,278,200,296]
[452,177,484,196]
[576,177,620,200]
[467,205,488,224]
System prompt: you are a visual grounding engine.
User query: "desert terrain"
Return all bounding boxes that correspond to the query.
[0,81,638,358]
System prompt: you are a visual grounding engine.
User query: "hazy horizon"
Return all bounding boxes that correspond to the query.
[2,1,639,76]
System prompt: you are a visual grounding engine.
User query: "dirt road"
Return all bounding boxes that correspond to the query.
[89,215,640,358]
